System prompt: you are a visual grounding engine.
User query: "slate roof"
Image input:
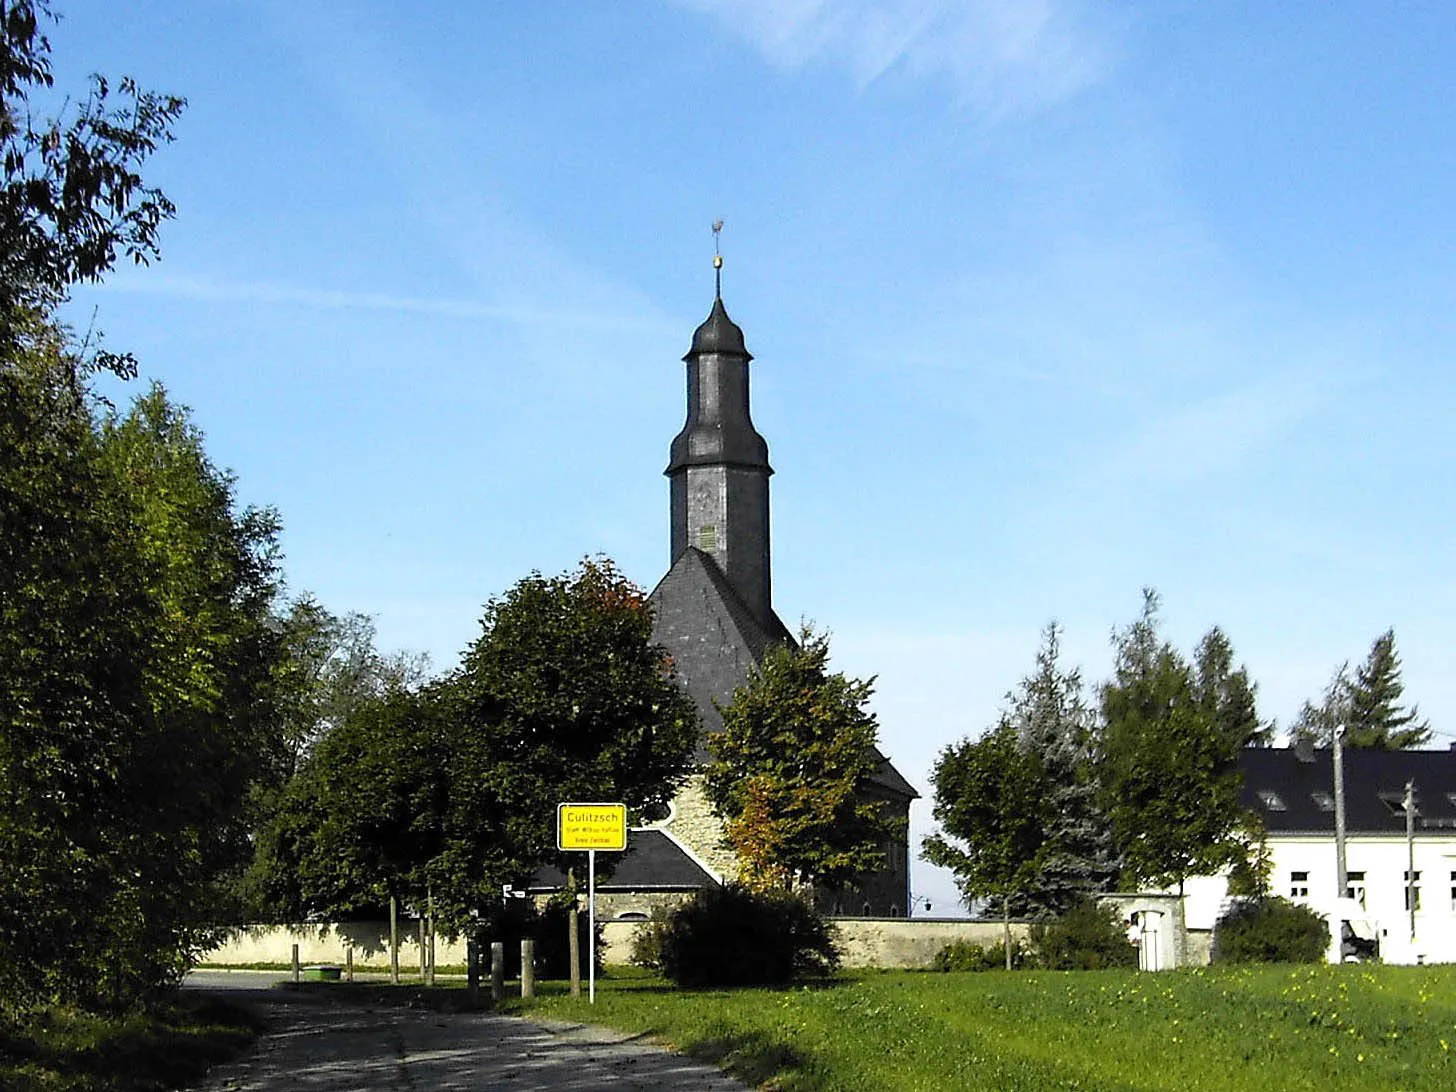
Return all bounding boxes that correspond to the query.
[1241,746,1456,835]
[527,829,719,892]
[647,547,916,801]
[649,547,793,754]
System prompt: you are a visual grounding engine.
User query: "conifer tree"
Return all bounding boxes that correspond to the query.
[1292,630,1430,749]
[1006,623,1119,914]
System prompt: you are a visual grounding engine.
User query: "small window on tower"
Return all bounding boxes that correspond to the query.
[697,524,718,551]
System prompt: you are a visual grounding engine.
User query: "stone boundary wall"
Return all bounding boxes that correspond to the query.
[202,916,1209,972]
[203,924,467,969]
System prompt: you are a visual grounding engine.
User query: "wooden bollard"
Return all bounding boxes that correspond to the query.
[291,943,300,983]
[345,946,354,983]
[490,941,505,1002]
[520,938,536,1000]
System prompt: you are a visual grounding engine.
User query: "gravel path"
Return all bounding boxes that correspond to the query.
[186,973,752,1091]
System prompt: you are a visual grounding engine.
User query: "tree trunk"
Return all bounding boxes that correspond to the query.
[567,868,581,998]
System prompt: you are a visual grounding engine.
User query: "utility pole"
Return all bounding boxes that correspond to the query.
[1405,779,1417,943]
[1332,729,1347,898]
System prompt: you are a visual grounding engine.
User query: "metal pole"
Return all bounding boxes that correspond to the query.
[589,849,597,1004]
[1333,729,1347,899]
[1406,779,1417,943]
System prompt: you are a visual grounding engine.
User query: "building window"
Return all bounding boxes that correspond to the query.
[1404,870,1421,911]
[1449,871,1456,913]
[1311,791,1335,812]
[1380,793,1411,817]
[1346,871,1366,908]
[1258,790,1287,811]
[1290,870,1309,899]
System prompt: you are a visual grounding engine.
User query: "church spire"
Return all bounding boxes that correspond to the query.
[666,228,774,629]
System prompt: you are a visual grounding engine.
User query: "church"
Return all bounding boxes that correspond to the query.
[535,265,918,919]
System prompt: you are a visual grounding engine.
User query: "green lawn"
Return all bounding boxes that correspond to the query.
[508,964,1456,1091]
[0,996,259,1092]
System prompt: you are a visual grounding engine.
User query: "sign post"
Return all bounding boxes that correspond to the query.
[557,803,627,1003]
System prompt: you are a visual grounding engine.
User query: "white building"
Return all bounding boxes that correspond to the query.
[1184,745,1456,964]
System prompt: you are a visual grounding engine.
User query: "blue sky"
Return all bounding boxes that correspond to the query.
[58,1,1456,915]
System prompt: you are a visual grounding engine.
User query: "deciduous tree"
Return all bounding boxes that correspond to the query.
[704,626,895,894]
[923,720,1053,967]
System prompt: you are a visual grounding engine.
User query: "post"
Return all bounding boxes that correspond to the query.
[1333,729,1348,898]
[1406,779,1417,943]
[520,938,536,1000]
[567,868,582,998]
[588,849,597,1003]
[418,917,427,980]
[291,943,300,983]
[345,945,354,983]
[427,887,436,986]
[490,941,505,1002]
[466,935,480,1005]
[389,894,400,985]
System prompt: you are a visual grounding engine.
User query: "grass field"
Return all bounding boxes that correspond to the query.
[509,964,1456,1091]
[0,996,259,1092]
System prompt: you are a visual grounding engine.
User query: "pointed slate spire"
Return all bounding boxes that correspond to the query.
[665,234,774,629]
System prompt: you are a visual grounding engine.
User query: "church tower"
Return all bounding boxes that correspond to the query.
[665,269,775,630]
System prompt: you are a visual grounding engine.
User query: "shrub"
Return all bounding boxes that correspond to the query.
[1213,897,1328,964]
[1029,898,1138,970]
[930,938,1027,972]
[659,885,840,987]
[628,905,672,971]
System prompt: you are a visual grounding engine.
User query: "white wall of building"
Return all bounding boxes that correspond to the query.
[1185,835,1456,964]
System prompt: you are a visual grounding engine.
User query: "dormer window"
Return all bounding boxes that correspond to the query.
[1311,791,1335,812]
[1380,792,1412,817]
[1257,790,1286,811]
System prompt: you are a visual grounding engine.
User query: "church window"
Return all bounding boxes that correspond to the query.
[1289,871,1309,899]
[862,902,873,917]
[697,524,718,551]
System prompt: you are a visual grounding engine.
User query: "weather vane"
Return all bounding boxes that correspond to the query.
[712,218,724,296]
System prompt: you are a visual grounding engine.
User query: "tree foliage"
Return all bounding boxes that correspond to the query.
[1,362,282,1010]
[1003,623,1119,914]
[1294,630,1429,749]
[251,559,699,931]
[0,0,184,376]
[1096,592,1249,892]
[923,719,1053,961]
[704,626,895,893]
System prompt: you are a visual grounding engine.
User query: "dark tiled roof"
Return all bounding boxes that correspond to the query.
[527,829,719,892]
[1240,746,1456,835]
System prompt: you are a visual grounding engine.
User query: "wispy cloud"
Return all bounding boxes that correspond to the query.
[675,0,1115,114]
[97,272,676,335]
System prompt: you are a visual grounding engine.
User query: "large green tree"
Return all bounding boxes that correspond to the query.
[1,365,283,1009]
[704,626,896,894]
[923,720,1053,966]
[1096,592,1248,894]
[254,559,699,930]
